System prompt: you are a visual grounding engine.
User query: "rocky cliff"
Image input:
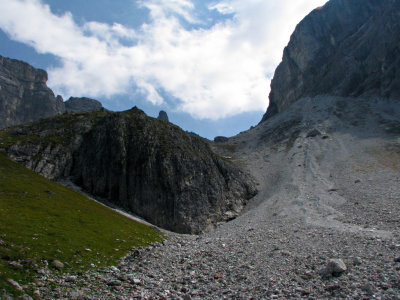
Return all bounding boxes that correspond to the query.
[0,55,108,129]
[0,55,65,129]
[261,0,400,121]
[0,108,257,234]
[65,97,104,113]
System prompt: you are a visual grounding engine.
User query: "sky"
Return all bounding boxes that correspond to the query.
[0,0,327,139]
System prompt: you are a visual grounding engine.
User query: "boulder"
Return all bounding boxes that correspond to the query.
[157,110,169,122]
[320,259,347,277]
[64,97,103,113]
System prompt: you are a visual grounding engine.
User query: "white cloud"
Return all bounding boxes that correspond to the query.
[208,2,234,14]
[0,0,327,119]
[138,0,197,23]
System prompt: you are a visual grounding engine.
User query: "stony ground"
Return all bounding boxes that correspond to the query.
[27,97,400,299]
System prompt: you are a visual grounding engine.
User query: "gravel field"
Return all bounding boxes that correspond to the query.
[39,97,400,299]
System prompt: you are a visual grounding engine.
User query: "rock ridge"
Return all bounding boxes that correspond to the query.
[0,108,257,234]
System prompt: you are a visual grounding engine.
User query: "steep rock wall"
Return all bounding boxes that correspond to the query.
[261,0,400,121]
[0,55,65,128]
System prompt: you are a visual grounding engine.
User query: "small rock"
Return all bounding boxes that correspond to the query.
[7,279,23,291]
[353,257,362,266]
[361,283,373,296]
[52,260,64,269]
[281,250,291,256]
[110,266,119,272]
[69,290,85,298]
[306,129,321,138]
[182,295,192,300]
[65,275,77,282]
[36,269,47,275]
[320,259,347,277]
[33,290,40,297]
[214,274,222,279]
[8,261,23,269]
[132,278,141,285]
[394,256,400,263]
[107,280,122,286]
[0,240,4,246]
[325,284,341,291]
[21,259,38,268]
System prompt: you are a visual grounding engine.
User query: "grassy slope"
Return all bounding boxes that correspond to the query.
[0,153,164,296]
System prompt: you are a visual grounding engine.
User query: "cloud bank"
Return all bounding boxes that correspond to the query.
[0,0,326,119]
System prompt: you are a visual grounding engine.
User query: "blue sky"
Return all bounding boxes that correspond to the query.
[0,0,326,139]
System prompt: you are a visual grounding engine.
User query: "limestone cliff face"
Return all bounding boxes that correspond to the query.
[0,108,257,234]
[0,55,65,129]
[261,0,400,122]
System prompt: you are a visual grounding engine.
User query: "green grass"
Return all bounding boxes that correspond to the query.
[0,153,164,297]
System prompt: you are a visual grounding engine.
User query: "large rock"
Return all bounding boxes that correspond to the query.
[0,108,257,234]
[65,97,103,113]
[261,0,400,122]
[157,110,169,122]
[320,259,347,277]
[0,55,65,129]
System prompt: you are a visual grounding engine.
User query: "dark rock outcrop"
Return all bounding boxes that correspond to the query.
[214,136,229,143]
[0,108,257,234]
[0,55,65,129]
[157,110,169,122]
[261,0,400,122]
[65,97,103,113]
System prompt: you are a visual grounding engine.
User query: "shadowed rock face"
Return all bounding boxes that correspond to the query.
[0,55,65,129]
[1,108,257,234]
[157,110,169,122]
[261,0,400,122]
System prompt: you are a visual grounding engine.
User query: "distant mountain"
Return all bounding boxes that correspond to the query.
[0,55,105,129]
[0,55,64,129]
[261,0,400,122]
[0,107,256,234]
